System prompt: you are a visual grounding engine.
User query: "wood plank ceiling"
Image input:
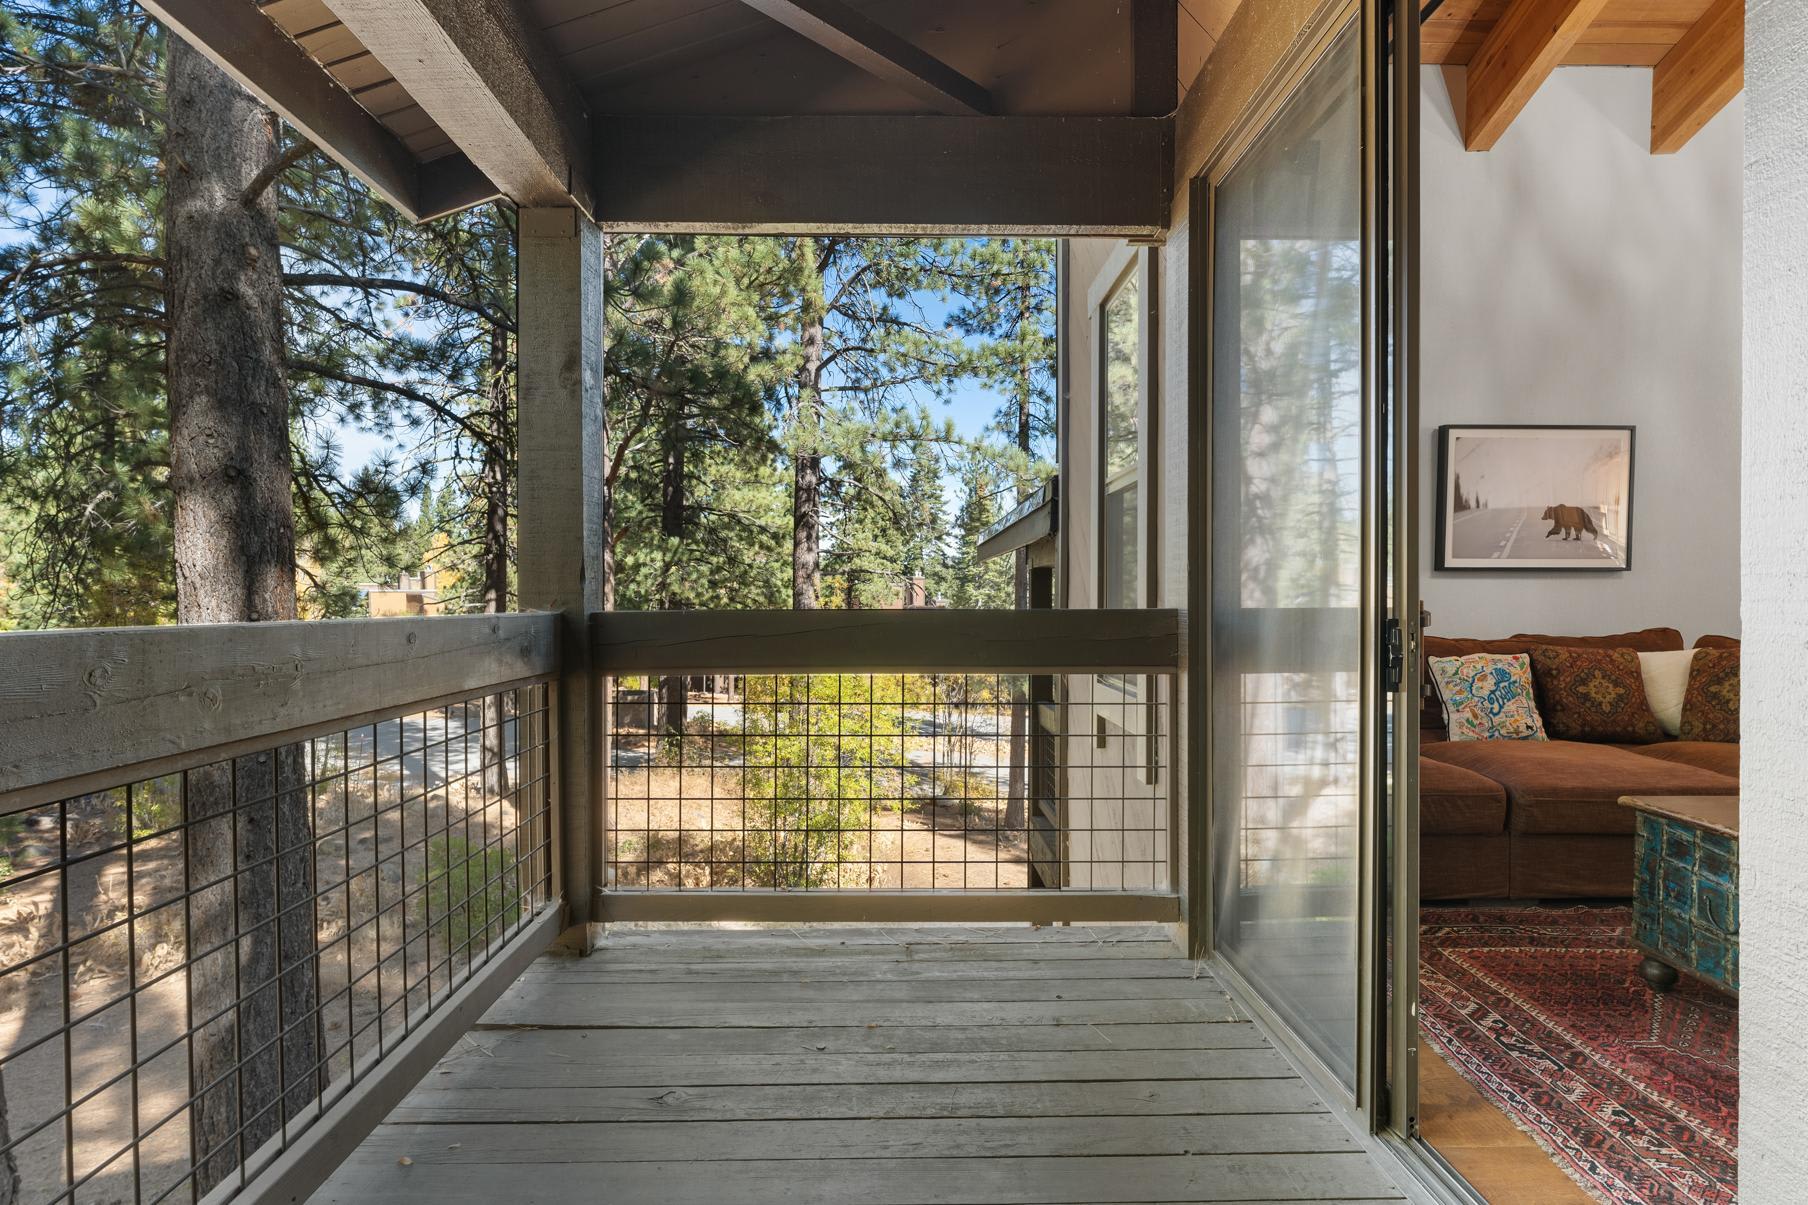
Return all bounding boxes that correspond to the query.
[255,0,1179,165]
[222,0,1738,225]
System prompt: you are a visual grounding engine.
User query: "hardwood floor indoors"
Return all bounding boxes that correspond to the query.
[1419,1045,1592,1205]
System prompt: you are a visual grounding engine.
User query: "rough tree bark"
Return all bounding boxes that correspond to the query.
[600,228,617,613]
[165,39,317,1191]
[791,240,827,610]
[658,407,689,735]
[481,318,512,796]
[1005,280,1034,833]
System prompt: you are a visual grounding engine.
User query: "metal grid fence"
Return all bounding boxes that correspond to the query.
[605,673,1171,894]
[1234,669,1359,892]
[0,680,552,1205]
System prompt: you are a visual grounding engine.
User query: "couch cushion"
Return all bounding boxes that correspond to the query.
[1420,628,1685,731]
[1428,652,1548,742]
[1527,645,1666,744]
[1637,649,1697,737]
[1680,647,1739,742]
[1695,634,1741,649]
[1421,740,1737,835]
[1420,755,1509,834]
[1624,740,1740,779]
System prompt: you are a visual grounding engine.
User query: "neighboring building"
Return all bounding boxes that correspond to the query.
[365,567,449,617]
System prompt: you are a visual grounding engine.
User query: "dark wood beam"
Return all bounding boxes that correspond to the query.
[594,609,1181,675]
[1134,0,1180,116]
[1651,0,1743,154]
[1463,0,1611,150]
[737,0,994,116]
[594,115,1172,237]
[324,0,594,213]
[139,0,430,218]
[418,153,504,220]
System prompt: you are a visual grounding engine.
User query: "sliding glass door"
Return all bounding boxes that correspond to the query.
[1204,0,1416,1113]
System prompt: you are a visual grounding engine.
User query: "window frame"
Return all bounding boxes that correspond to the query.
[1084,240,1157,759]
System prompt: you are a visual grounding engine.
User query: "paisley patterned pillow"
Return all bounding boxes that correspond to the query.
[1527,645,1667,743]
[1680,647,1739,742]
[1428,653,1548,742]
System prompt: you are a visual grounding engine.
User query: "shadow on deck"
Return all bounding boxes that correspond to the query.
[311,925,1405,1204]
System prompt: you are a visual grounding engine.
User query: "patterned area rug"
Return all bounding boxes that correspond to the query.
[1419,906,1737,1204]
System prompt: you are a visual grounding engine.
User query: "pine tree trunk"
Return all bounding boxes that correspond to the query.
[481,318,511,797]
[166,39,316,1191]
[661,412,686,539]
[791,243,826,610]
[600,228,617,613]
[661,668,687,738]
[1005,284,1034,832]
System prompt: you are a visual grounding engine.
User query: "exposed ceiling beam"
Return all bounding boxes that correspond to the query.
[324,0,594,213]
[1133,0,1180,116]
[1651,0,1743,154]
[418,154,504,221]
[737,0,995,116]
[138,0,434,219]
[1463,0,1611,150]
[595,115,1171,237]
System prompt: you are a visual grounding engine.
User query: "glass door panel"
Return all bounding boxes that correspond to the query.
[1209,23,1364,1089]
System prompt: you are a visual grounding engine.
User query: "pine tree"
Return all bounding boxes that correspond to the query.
[947,452,1014,610]
[777,237,971,608]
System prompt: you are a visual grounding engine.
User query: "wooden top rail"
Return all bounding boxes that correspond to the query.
[592,609,1182,675]
[0,612,557,809]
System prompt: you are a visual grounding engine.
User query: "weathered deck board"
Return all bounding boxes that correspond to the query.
[388,1079,1330,1124]
[416,1044,1294,1090]
[524,954,1217,980]
[462,1020,1250,1053]
[312,926,1405,1205]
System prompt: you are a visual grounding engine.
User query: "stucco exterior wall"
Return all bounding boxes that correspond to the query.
[1740,1,1808,1196]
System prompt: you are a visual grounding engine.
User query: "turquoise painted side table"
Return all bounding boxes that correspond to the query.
[1618,794,1739,995]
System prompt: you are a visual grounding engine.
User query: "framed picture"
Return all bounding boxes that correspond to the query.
[1435,425,1634,571]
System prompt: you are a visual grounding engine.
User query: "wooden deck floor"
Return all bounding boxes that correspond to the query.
[311,925,1407,1204]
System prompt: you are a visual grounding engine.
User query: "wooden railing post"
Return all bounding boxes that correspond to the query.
[517,207,605,947]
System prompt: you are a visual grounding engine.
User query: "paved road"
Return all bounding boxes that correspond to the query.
[1448,505,1616,562]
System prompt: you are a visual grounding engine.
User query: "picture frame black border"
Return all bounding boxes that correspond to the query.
[1433,423,1635,572]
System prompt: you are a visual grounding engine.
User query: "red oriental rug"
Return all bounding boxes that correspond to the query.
[1419,906,1737,1204]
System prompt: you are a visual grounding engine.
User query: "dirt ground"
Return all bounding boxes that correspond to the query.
[0,724,539,1205]
[606,732,1032,891]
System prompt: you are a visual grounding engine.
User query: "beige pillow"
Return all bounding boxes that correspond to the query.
[1638,649,1697,738]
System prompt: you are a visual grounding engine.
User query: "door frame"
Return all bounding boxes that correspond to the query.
[1184,1,1448,1191]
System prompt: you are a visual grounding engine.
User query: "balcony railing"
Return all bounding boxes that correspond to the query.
[0,605,1182,1204]
[592,609,1183,923]
[0,615,559,1205]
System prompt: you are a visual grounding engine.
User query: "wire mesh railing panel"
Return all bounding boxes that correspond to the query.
[0,680,552,1205]
[1234,670,1360,893]
[605,673,1170,894]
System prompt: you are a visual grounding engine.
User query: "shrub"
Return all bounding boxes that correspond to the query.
[421,834,521,952]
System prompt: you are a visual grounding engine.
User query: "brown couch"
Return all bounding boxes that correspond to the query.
[1419,629,1739,900]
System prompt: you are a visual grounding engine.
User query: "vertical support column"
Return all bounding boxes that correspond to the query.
[517,207,604,946]
[1744,5,1808,1196]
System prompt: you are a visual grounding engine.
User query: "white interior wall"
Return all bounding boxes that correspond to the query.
[1419,66,1742,643]
[1741,1,1808,1195]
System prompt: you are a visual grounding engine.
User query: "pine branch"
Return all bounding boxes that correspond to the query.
[242,141,318,207]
